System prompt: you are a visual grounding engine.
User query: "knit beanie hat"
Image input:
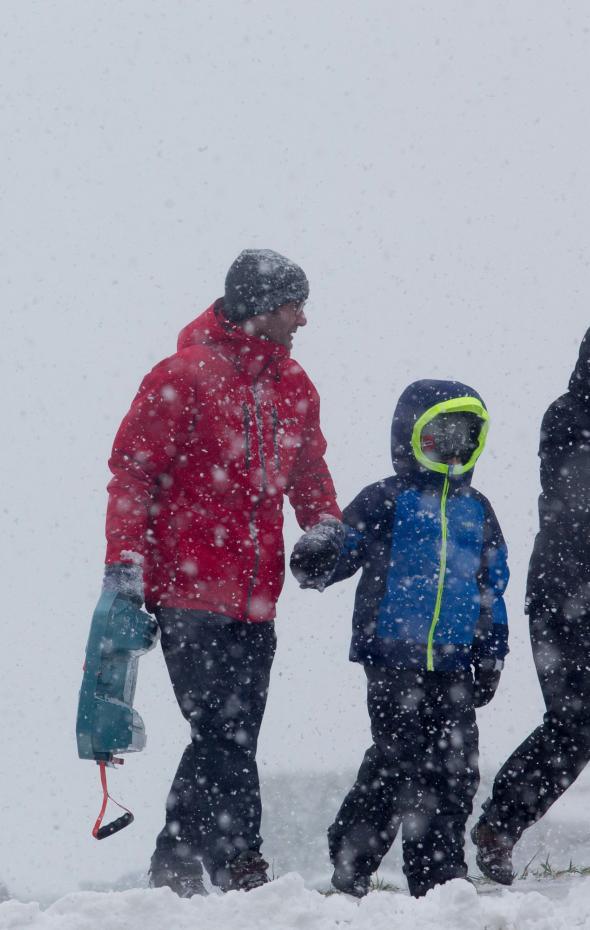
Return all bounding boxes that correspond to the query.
[224,249,309,322]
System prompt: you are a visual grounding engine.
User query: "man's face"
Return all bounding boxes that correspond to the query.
[242,301,307,348]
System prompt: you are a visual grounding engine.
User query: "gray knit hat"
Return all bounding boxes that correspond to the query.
[224,249,309,323]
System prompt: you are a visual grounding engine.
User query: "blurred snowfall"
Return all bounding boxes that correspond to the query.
[2,0,590,910]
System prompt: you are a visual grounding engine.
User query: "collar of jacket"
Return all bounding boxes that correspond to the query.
[177,298,289,381]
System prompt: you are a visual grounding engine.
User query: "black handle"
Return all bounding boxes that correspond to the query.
[94,812,134,840]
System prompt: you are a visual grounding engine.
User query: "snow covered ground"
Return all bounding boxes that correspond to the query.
[3,766,590,928]
[4,872,590,930]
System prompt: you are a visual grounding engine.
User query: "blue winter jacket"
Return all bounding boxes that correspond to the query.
[327,380,509,673]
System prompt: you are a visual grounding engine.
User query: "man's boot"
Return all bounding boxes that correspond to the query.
[149,854,207,898]
[471,821,515,886]
[217,851,270,892]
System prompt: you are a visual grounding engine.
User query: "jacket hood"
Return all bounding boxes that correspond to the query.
[391,379,489,483]
[568,327,590,402]
[177,299,289,379]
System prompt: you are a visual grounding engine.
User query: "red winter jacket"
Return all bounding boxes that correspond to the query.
[105,300,341,621]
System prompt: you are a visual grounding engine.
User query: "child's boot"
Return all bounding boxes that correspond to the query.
[471,821,515,885]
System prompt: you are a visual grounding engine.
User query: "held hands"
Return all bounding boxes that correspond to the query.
[473,657,503,708]
[290,517,346,592]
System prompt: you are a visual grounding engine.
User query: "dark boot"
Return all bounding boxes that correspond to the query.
[148,860,207,898]
[216,851,270,892]
[331,864,371,898]
[471,821,515,885]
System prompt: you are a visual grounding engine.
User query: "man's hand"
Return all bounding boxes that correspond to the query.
[102,558,145,607]
[473,658,503,708]
[290,517,345,591]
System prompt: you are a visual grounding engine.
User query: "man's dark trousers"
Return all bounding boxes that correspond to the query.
[328,666,479,897]
[151,610,276,886]
[480,609,590,842]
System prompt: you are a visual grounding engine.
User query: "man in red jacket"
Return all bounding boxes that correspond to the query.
[102,249,341,896]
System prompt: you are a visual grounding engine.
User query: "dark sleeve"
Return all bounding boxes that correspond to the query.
[325,481,391,585]
[537,397,590,528]
[472,499,510,665]
[525,396,590,612]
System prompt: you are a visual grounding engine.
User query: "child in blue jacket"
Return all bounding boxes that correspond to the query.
[291,379,509,898]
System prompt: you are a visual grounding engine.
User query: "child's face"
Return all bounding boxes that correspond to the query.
[420,412,483,466]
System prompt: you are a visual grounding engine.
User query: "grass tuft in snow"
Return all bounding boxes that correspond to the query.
[470,852,590,887]
[523,855,590,881]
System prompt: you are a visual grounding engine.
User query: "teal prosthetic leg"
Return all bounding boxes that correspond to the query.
[77,591,159,838]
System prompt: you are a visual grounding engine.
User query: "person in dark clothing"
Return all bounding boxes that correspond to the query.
[152,612,276,892]
[472,328,590,886]
[291,380,510,898]
[101,249,341,896]
[327,667,480,898]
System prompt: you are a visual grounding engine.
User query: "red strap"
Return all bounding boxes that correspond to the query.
[92,761,132,839]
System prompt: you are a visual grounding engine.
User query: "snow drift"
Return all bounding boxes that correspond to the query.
[3,873,590,930]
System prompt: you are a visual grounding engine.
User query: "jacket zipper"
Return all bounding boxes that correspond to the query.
[271,405,281,471]
[426,475,450,672]
[244,383,268,618]
[242,402,251,471]
[252,383,268,492]
[244,507,261,619]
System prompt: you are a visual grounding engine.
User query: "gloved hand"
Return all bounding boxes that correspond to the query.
[102,559,144,607]
[473,658,503,708]
[290,517,345,591]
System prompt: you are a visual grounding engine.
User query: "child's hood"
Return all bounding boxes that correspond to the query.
[390,379,489,482]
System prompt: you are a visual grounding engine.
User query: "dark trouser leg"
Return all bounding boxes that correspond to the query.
[402,673,479,897]
[480,612,590,843]
[329,668,478,897]
[151,611,276,884]
[328,667,425,881]
[328,744,402,879]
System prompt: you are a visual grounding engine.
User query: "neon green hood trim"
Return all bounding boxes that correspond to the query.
[410,396,490,477]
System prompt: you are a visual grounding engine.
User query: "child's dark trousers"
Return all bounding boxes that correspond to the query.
[328,665,479,897]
